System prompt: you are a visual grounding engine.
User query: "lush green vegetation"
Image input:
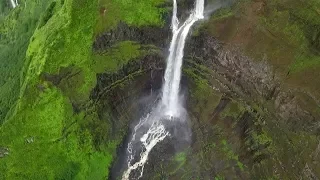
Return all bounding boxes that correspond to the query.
[93,41,142,73]
[261,0,320,72]
[0,88,113,179]
[0,0,10,21]
[0,0,54,123]
[0,0,166,179]
[209,0,320,73]
[2,0,319,179]
[96,0,167,34]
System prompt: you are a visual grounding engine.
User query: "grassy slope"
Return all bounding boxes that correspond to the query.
[0,0,53,123]
[199,0,320,178]
[0,0,10,21]
[207,0,320,96]
[0,0,166,179]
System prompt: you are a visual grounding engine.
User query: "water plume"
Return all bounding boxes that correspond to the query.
[122,0,205,179]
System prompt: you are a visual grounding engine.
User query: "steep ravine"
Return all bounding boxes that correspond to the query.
[104,1,320,179]
[105,20,320,180]
[0,0,319,179]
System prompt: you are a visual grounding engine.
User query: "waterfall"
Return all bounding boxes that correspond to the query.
[161,0,204,118]
[10,0,18,8]
[122,0,204,179]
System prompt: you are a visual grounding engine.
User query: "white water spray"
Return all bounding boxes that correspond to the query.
[10,0,18,8]
[122,0,204,179]
[161,0,204,118]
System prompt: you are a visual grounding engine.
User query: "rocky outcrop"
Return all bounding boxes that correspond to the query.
[177,25,320,178]
[186,31,320,133]
[93,22,171,51]
[100,2,320,178]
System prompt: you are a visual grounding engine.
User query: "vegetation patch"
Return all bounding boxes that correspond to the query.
[0,0,167,178]
[93,41,142,73]
[95,0,167,34]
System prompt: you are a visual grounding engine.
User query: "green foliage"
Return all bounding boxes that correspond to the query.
[220,101,245,119]
[0,0,118,178]
[0,0,166,178]
[1,88,73,179]
[168,152,187,175]
[221,140,245,171]
[174,152,187,162]
[0,0,54,123]
[96,0,167,34]
[38,1,57,28]
[289,53,320,73]
[260,8,307,51]
[22,0,98,100]
[114,0,166,26]
[210,6,233,21]
[244,125,275,163]
[0,0,10,20]
[0,86,112,179]
[93,41,142,73]
[214,175,225,180]
[184,61,221,114]
[261,0,320,72]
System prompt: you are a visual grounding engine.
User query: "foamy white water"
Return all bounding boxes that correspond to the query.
[122,0,204,179]
[122,121,169,179]
[161,0,204,117]
[10,0,18,8]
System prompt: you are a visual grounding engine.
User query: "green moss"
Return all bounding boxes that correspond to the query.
[259,0,320,72]
[0,86,113,179]
[289,53,320,73]
[0,0,54,122]
[38,1,57,28]
[0,0,10,20]
[168,152,188,175]
[184,64,222,116]
[21,0,98,100]
[246,129,274,160]
[174,152,187,162]
[1,88,72,178]
[214,175,225,180]
[207,0,320,75]
[1,0,167,122]
[210,7,233,21]
[220,101,245,119]
[96,0,167,34]
[220,140,245,171]
[93,41,142,73]
[0,0,118,178]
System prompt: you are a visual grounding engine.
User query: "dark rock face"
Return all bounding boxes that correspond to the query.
[90,1,320,179]
[107,26,320,179]
[181,29,320,178]
[93,22,171,51]
[186,31,320,133]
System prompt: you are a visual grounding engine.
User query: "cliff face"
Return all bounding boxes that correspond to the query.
[0,0,320,179]
[177,0,320,178]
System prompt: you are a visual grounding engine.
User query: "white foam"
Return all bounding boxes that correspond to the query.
[122,1,204,179]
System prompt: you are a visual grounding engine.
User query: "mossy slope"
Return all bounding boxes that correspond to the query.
[0,0,166,179]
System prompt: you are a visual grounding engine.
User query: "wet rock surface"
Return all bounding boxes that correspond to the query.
[186,31,320,133]
[89,1,320,179]
[93,22,171,51]
[108,24,320,180]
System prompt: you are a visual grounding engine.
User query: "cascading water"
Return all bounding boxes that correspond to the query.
[10,0,18,8]
[122,0,204,179]
[161,0,204,118]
